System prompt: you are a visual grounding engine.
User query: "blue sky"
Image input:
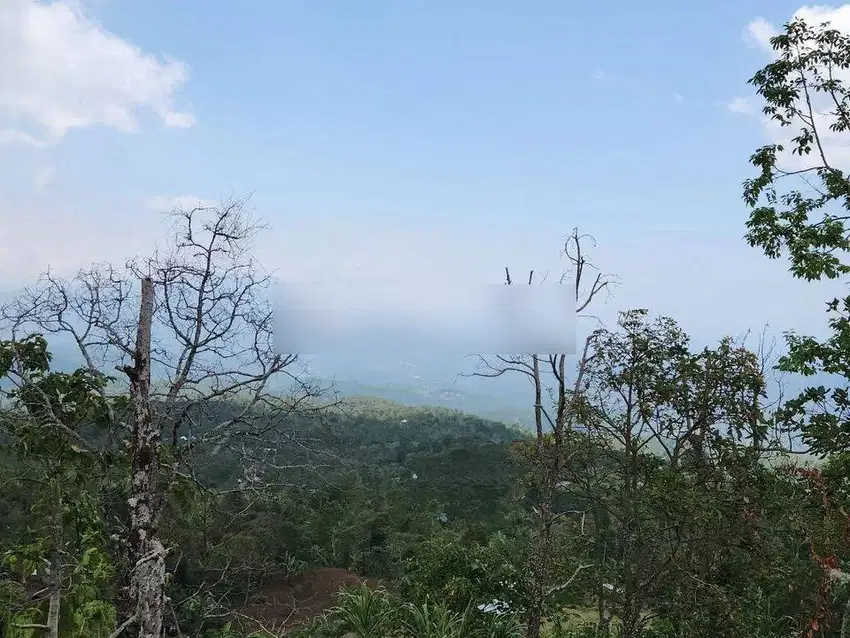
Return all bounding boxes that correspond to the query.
[0,0,844,364]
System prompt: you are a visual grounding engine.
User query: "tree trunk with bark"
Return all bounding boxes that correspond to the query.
[525,354,550,638]
[526,502,553,638]
[46,489,62,638]
[125,277,165,638]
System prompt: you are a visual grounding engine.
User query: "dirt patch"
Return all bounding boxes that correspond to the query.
[237,567,379,635]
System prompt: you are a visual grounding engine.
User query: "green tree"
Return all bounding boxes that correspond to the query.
[0,335,121,638]
[473,229,615,638]
[2,198,330,637]
[741,16,850,634]
[743,16,850,458]
[561,310,770,637]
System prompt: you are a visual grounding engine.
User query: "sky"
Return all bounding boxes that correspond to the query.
[1,0,848,372]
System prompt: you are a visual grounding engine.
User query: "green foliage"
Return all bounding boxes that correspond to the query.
[0,334,51,378]
[4,608,45,638]
[479,612,524,638]
[738,18,850,631]
[402,598,471,637]
[399,526,532,614]
[742,17,850,459]
[327,584,397,637]
[0,336,119,638]
[0,325,845,638]
[11,22,850,635]
[300,587,524,638]
[743,19,850,282]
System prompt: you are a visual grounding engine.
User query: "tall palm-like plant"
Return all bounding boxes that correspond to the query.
[327,585,396,638]
[478,612,523,638]
[403,599,463,638]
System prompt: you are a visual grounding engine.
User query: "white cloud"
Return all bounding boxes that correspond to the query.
[736,5,850,169]
[673,93,685,103]
[164,111,196,129]
[0,0,194,147]
[0,129,49,147]
[147,195,217,212]
[726,96,755,114]
[744,17,778,48]
[745,4,850,50]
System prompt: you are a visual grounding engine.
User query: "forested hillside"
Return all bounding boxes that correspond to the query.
[0,387,531,637]
[320,380,535,428]
[9,9,850,638]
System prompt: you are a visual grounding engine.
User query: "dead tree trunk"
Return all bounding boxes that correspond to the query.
[526,508,553,638]
[46,489,62,638]
[475,233,614,638]
[125,277,165,638]
[525,354,550,638]
[46,586,60,638]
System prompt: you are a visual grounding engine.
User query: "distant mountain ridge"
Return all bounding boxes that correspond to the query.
[13,337,537,427]
[9,330,844,437]
[327,377,534,428]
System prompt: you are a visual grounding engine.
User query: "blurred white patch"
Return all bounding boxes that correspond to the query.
[34,165,55,189]
[726,96,754,115]
[273,281,576,356]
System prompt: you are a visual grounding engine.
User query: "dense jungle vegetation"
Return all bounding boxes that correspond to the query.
[7,14,850,638]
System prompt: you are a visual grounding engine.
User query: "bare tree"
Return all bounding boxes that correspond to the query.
[471,228,616,638]
[2,197,330,637]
